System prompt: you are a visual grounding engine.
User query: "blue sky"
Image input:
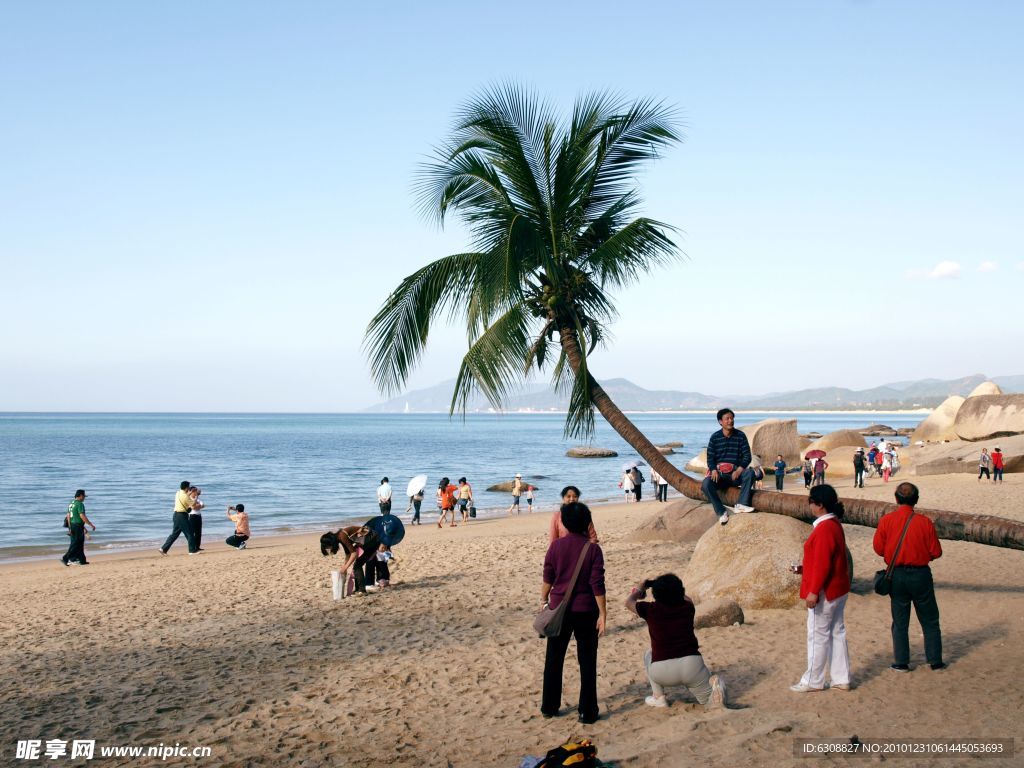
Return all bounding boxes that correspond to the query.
[1,1,1021,411]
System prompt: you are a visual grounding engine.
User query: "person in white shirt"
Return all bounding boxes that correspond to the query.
[377,477,392,515]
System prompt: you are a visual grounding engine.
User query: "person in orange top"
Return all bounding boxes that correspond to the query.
[872,482,945,672]
[790,484,852,693]
[437,477,458,528]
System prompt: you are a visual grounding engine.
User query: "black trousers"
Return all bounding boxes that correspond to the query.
[890,566,943,666]
[803,471,812,488]
[162,512,198,553]
[225,534,249,548]
[189,514,203,549]
[775,473,784,491]
[542,609,599,720]
[657,484,668,502]
[854,468,864,487]
[379,499,392,514]
[63,522,87,564]
[633,486,642,502]
[410,498,422,524]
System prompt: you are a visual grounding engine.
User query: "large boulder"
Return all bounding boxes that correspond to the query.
[802,429,868,456]
[967,381,1003,398]
[685,449,708,473]
[625,498,718,544]
[910,395,964,444]
[684,515,809,609]
[738,418,803,468]
[565,446,618,458]
[694,599,744,628]
[487,479,541,492]
[954,394,1024,442]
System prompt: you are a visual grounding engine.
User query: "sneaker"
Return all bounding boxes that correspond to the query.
[365,585,381,593]
[733,503,755,514]
[709,674,728,707]
[644,695,668,708]
[188,551,202,556]
[61,559,69,567]
[238,541,247,550]
[789,683,825,693]
[929,662,948,671]
[830,683,851,691]
[719,511,730,525]
[889,664,910,673]
[158,549,167,556]
[78,562,89,566]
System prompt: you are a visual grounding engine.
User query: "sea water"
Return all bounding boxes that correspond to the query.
[0,411,923,560]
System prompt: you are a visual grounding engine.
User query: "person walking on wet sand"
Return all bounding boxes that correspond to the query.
[160,480,199,555]
[62,489,96,566]
[507,473,523,515]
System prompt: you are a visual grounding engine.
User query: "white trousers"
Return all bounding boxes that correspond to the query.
[798,592,850,689]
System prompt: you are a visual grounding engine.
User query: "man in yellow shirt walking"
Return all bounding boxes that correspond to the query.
[159,480,199,555]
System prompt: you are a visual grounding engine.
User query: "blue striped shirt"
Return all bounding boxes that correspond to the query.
[707,428,751,470]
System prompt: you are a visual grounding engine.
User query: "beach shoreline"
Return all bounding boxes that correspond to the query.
[2,473,1022,766]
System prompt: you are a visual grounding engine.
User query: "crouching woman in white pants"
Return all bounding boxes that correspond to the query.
[625,573,727,708]
[791,483,852,692]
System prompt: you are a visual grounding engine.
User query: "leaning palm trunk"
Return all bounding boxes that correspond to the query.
[559,328,1024,551]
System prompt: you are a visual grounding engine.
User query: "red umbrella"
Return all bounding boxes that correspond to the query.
[805,449,827,459]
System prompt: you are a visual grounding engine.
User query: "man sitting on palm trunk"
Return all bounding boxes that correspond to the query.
[701,408,756,526]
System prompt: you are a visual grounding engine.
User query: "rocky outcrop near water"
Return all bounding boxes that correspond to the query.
[953,394,1024,442]
[565,446,618,458]
[684,515,808,609]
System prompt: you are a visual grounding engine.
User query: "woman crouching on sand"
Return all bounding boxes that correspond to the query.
[624,573,727,709]
[540,502,606,724]
[320,525,381,596]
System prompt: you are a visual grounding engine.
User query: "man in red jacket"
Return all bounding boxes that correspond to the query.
[873,482,945,672]
[791,485,851,693]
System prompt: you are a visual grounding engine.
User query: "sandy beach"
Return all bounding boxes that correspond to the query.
[3,474,1022,767]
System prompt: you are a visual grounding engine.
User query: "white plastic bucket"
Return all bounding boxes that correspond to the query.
[330,569,342,601]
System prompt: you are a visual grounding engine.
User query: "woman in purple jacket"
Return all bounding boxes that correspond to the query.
[540,502,607,724]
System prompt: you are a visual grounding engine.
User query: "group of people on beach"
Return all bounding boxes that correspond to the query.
[978,447,1006,482]
[539,408,947,723]
[619,465,670,503]
[60,481,251,567]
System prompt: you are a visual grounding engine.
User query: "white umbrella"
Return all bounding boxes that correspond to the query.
[406,475,428,497]
[622,460,643,471]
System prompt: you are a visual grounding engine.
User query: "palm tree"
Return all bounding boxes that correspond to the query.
[364,85,1024,551]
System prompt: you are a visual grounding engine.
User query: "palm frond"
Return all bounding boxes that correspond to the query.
[451,304,535,413]
[363,252,480,395]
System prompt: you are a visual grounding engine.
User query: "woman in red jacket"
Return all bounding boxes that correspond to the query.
[790,484,852,693]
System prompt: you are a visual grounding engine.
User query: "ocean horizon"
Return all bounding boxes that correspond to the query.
[0,411,924,562]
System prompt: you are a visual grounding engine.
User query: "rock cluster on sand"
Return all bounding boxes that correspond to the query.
[624,499,718,544]
[684,515,808,609]
[565,446,618,458]
[954,394,1024,442]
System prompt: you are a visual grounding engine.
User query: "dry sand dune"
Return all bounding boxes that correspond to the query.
[2,475,1022,766]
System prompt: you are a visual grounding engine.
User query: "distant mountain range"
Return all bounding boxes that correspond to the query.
[364,373,1024,413]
